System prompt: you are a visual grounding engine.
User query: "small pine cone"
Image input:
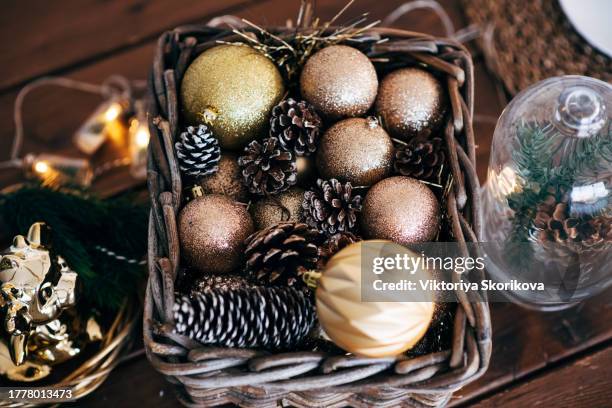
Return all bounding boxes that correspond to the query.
[173,286,316,349]
[303,179,363,235]
[270,98,322,156]
[238,137,297,195]
[175,125,221,179]
[533,194,612,247]
[244,222,324,288]
[189,274,254,298]
[317,232,361,269]
[394,137,445,182]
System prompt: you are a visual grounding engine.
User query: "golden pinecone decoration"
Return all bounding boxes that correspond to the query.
[533,194,612,247]
[244,222,324,288]
[317,232,360,269]
[270,98,322,156]
[238,137,297,195]
[394,137,445,182]
[302,178,363,235]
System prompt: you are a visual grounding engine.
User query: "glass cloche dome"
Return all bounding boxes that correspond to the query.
[481,75,611,311]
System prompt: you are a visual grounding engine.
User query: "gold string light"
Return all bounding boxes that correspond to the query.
[1,76,149,189]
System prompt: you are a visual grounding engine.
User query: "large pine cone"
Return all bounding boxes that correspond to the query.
[175,125,221,179]
[533,194,612,247]
[270,98,322,156]
[303,179,363,235]
[394,137,445,182]
[173,286,315,349]
[238,137,297,195]
[244,222,324,288]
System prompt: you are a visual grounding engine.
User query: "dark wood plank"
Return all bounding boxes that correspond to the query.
[470,344,612,408]
[450,288,612,407]
[0,0,260,93]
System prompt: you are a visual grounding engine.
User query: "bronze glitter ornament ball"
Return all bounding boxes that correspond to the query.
[178,192,254,274]
[375,68,446,140]
[361,176,440,245]
[300,45,378,119]
[316,117,394,186]
[316,240,435,357]
[181,44,285,150]
[250,188,305,230]
[200,153,248,202]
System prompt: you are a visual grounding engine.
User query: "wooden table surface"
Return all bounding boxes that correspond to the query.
[1,1,610,407]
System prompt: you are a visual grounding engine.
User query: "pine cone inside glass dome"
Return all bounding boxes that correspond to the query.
[238,137,297,195]
[303,178,363,235]
[394,137,445,182]
[270,98,322,156]
[244,222,324,288]
[175,125,221,179]
[533,193,612,247]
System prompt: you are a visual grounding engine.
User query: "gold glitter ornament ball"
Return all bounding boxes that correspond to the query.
[200,153,248,202]
[361,176,440,245]
[250,188,305,230]
[316,240,435,357]
[300,45,378,119]
[178,193,254,274]
[181,44,285,150]
[375,68,446,140]
[316,117,394,186]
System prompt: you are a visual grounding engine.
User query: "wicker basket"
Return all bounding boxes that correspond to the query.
[144,14,492,407]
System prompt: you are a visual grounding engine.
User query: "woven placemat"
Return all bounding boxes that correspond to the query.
[461,0,611,95]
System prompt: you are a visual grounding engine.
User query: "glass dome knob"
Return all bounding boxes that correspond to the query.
[553,85,606,138]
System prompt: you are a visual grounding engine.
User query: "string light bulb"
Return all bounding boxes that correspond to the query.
[24,153,94,188]
[74,99,126,155]
[128,100,149,180]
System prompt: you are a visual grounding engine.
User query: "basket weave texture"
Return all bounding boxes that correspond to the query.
[461,0,612,95]
[144,23,492,407]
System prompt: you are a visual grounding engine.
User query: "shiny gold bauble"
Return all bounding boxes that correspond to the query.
[316,117,394,186]
[316,240,435,357]
[181,44,285,150]
[250,188,305,230]
[200,153,248,202]
[361,176,440,245]
[178,193,254,274]
[300,45,378,119]
[375,68,446,140]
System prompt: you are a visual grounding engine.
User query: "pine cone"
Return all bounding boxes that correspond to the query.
[173,286,316,349]
[189,275,254,298]
[244,222,324,288]
[394,137,445,182]
[175,125,221,179]
[533,194,612,247]
[238,137,297,195]
[303,179,363,235]
[270,98,322,156]
[317,232,360,269]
